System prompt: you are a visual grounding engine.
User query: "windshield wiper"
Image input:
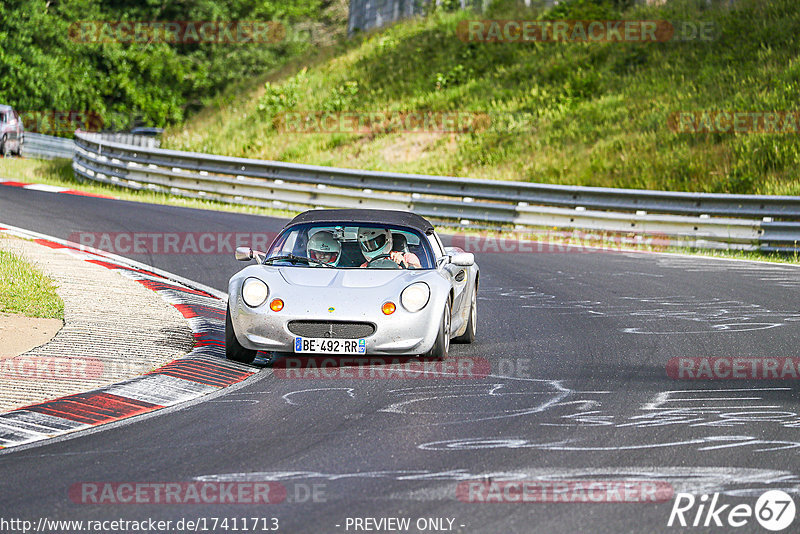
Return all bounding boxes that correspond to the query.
[262,254,332,267]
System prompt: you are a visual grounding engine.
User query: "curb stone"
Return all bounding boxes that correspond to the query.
[0,224,256,451]
[0,237,193,411]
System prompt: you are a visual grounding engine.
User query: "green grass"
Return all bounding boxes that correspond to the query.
[672,246,800,265]
[0,242,64,319]
[163,0,800,196]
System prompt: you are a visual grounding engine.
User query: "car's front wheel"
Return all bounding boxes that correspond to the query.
[225,305,257,364]
[453,285,477,344]
[422,299,450,360]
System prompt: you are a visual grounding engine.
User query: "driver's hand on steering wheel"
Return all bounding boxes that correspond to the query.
[390,251,407,267]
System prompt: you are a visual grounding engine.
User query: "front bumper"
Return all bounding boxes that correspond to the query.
[229,293,444,356]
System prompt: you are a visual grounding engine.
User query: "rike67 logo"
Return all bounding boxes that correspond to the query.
[668,491,796,531]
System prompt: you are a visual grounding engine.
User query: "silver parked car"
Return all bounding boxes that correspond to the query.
[0,105,23,156]
[226,209,479,363]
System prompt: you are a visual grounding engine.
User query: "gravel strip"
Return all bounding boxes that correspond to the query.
[0,237,194,412]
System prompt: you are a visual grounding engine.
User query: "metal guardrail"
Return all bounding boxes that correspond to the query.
[19,132,158,160]
[87,132,160,149]
[20,132,75,159]
[71,131,800,252]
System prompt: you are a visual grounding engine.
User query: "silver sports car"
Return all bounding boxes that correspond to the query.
[225,209,479,364]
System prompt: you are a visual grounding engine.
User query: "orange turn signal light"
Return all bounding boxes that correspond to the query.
[270,298,284,312]
[382,301,396,315]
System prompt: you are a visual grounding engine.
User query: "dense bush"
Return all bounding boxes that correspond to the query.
[0,0,321,134]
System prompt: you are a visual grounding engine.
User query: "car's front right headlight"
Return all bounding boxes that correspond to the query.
[401,282,430,312]
[242,277,269,307]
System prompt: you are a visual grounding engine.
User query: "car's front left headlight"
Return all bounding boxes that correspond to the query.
[242,277,269,307]
[401,282,430,312]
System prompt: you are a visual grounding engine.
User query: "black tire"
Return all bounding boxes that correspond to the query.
[226,305,257,364]
[453,285,477,344]
[421,299,451,360]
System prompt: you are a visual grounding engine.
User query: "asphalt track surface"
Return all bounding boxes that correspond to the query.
[1,186,800,533]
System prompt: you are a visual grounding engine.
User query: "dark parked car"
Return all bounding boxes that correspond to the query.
[0,104,23,156]
[129,126,164,137]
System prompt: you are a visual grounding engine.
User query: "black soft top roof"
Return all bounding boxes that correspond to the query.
[284,209,434,234]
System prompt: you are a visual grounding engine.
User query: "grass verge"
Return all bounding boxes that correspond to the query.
[0,240,64,319]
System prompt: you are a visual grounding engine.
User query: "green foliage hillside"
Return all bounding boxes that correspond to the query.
[0,0,331,132]
[167,0,800,195]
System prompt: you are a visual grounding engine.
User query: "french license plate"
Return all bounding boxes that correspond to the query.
[294,337,366,354]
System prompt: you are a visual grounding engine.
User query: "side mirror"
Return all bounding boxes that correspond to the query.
[450,252,475,267]
[235,247,254,261]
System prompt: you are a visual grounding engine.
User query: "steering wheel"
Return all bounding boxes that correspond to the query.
[366,253,402,269]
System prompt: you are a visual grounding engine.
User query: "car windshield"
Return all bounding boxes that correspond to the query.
[265,223,434,269]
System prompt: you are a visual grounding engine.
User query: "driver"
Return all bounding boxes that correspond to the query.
[357,227,421,268]
[307,231,341,266]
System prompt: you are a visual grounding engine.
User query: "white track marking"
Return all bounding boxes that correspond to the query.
[282,388,356,406]
[195,467,800,500]
[23,184,68,193]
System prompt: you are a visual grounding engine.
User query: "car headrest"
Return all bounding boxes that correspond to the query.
[391,232,409,253]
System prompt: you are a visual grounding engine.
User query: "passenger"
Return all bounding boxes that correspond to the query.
[306,231,341,266]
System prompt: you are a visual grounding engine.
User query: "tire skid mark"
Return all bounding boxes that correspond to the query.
[194,467,800,500]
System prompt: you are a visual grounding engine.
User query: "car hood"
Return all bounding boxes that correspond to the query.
[278,268,421,289]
